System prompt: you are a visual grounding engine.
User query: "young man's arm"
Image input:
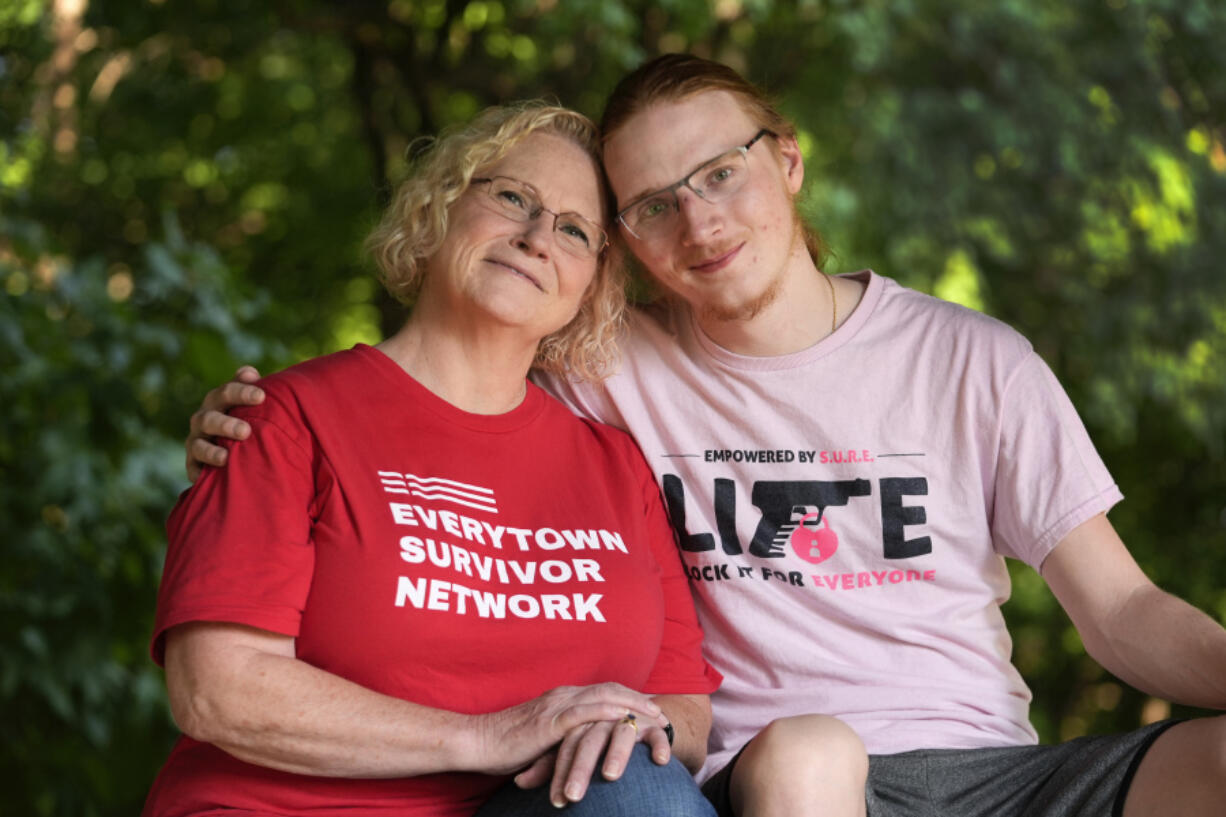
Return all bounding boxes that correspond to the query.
[1041,513,1226,708]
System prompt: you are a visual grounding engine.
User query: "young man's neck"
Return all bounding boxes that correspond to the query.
[692,252,846,357]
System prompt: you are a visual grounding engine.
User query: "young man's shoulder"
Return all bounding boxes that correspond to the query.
[874,273,1034,360]
[531,383,654,472]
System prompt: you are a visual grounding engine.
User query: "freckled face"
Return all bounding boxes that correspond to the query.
[603,91,805,323]
[424,131,605,341]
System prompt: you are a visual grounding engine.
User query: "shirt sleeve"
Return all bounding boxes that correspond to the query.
[628,444,723,696]
[151,388,320,665]
[531,368,630,432]
[990,352,1124,568]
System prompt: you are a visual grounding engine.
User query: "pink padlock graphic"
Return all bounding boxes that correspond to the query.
[789,511,839,564]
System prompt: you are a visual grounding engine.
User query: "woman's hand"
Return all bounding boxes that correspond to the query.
[511,692,708,805]
[470,684,667,777]
[185,365,265,481]
[512,713,673,807]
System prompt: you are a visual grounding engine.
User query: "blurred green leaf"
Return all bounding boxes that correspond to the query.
[3,0,1225,812]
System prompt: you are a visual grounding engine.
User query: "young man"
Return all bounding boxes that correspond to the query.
[188,55,1226,817]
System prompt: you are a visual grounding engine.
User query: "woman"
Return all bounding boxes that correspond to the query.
[144,102,720,817]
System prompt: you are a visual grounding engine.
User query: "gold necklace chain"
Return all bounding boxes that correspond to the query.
[823,273,837,334]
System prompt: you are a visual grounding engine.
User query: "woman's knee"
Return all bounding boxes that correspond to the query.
[565,743,714,817]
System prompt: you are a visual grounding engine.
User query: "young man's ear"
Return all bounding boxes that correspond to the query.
[774,134,805,195]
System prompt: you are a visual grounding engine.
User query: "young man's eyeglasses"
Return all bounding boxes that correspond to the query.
[616,129,777,241]
[470,176,609,260]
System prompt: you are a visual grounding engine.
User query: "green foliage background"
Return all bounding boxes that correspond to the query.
[2,0,1223,812]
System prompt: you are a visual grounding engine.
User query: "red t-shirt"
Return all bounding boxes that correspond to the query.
[144,344,720,817]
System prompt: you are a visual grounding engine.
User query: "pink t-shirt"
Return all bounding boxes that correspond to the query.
[538,271,1122,780]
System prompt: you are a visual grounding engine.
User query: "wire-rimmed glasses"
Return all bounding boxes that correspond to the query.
[616,129,776,241]
[471,176,608,259]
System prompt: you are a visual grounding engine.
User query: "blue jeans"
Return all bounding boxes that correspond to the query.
[473,743,715,816]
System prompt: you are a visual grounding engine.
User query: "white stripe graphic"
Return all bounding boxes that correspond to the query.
[405,475,495,497]
[378,471,498,513]
[377,470,410,494]
[409,490,498,513]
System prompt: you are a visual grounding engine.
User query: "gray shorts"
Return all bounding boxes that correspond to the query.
[702,720,1180,817]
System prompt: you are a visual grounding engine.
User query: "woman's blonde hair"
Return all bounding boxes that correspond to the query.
[366,102,625,381]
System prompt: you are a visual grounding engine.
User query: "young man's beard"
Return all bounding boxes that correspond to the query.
[700,275,783,323]
[697,210,803,324]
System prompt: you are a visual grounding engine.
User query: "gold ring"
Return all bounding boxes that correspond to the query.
[618,713,638,733]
